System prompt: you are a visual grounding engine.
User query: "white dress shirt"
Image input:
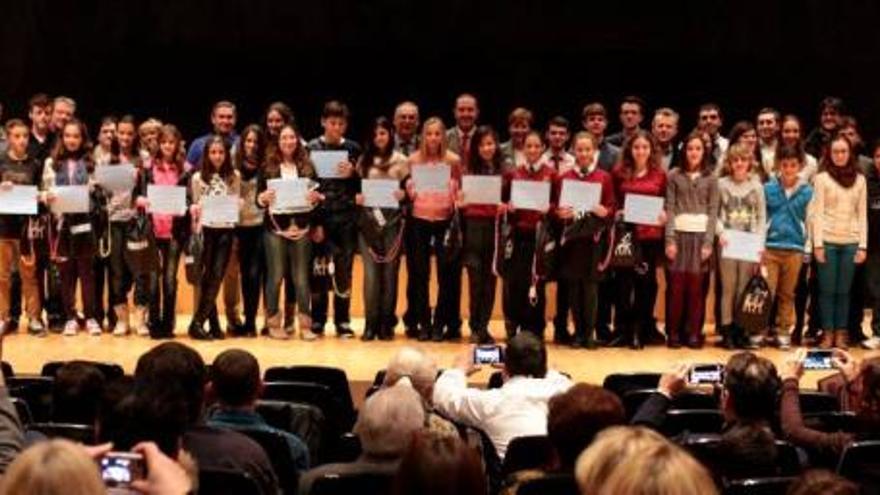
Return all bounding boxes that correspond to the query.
[432,369,573,458]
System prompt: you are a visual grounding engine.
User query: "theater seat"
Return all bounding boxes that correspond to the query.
[662,409,724,436]
[263,366,355,428]
[623,389,718,419]
[10,397,32,426]
[602,372,661,398]
[40,360,125,380]
[1,361,13,379]
[256,400,326,464]
[8,376,54,423]
[797,391,839,414]
[723,476,795,495]
[28,422,96,444]
[502,435,555,476]
[837,440,880,492]
[310,472,394,495]
[234,428,302,495]
[515,473,578,495]
[199,468,262,495]
[262,381,348,433]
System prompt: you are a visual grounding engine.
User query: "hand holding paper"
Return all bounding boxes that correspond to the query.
[312,150,350,179]
[623,194,665,226]
[51,185,90,214]
[461,175,502,205]
[147,185,187,216]
[510,180,551,211]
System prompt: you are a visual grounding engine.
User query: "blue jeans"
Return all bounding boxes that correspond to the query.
[358,227,402,333]
[816,242,858,330]
[263,231,311,319]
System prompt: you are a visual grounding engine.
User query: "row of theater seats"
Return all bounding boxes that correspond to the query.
[3,361,879,494]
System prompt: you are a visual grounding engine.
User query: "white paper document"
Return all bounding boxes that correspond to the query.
[623,194,664,226]
[95,163,136,192]
[51,185,90,214]
[0,186,38,215]
[722,230,764,263]
[559,180,601,213]
[361,179,400,209]
[462,175,502,205]
[200,195,240,225]
[311,150,349,179]
[510,180,550,211]
[147,185,187,216]
[411,164,451,193]
[267,178,311,212]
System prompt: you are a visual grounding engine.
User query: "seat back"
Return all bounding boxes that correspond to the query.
[837,440,880,492]
[680,435,803,480]
[802,411,857,433]
[311,472,394,495]
[8,376,55,422]
[602,373,661,398]
[40,360,125,380]
[263,366,355,428]
[723,476,795,495]
[662,409,725,436]
[623,389,717,419]
[798,391,839,414]
[1,361,13,379]
[199,468,262,495]
[516,473,578,495]
[502,435,555,476]
[235,428,301,495]
[256,400,326,464]
[28,422,96,444]
[261,381,347,433]
[10,397,32,426]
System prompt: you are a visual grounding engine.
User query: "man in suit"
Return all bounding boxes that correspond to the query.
[606,95,646,148]
[393,101,420,156]
[652,107,680,171]
[446,93,479,170]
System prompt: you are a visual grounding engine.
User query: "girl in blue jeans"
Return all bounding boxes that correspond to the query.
[810,135,867,349]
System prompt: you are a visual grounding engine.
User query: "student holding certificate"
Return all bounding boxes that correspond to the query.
[665,132,719,349]
[306,101,362,339]
[188,136,241,340]
[459,126,509,345]
[810,135,867,350]
[257,124,321,340]
[716,144,766,349]
[611,131,667,349]
[355,118,409,341]
[0,120,45,336]
[404,117,462,342]
[135,125,192,339]
[42,119,101,337]
[554,133,616,349]
[501,131,555,339]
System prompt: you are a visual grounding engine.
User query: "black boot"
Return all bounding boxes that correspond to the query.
[720,325,736,349]
[361,326,377,341]
[188,321,211,340]
[378,326,394,341]
[431,323,445,342]
[630,325,643,350]
[209,314,225,340]
[417,324,431,342]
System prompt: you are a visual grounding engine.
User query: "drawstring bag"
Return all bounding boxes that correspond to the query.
[442,208,463,261]
[123,213,159,275]
[357,208,404,263]
[184,231,203,285]
[609,219,642,269]
[534,218,557,280]
[310,243,332,294]
[492,212,513,278]
[19,214,51,267]
[735,274,772,335]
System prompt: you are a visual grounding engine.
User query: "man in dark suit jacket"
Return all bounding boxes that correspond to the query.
[445,93,479,170]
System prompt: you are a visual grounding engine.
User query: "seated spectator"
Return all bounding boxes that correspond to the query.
[432,333,573,458]
[0,334,22,475]
[51,362,106,424]
[503,383,626,494]
[299,382,425,495]
[780,349,880,455]
[206,349,310,470]
[134,342,279,494]
[392,431,487,495]
[787,469,859,495]
[0,439,104,495]
[575,426,718,495]
[632,352,782,478]
[383,347,458,437]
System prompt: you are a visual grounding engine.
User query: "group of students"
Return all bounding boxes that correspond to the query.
[0,93,876,351]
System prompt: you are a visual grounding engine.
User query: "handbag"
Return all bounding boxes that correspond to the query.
[184,231,203,285]
[734,273,772,335]
[609,219,642,269]
[492,212,513,277]
[442,208,463,261]
[124,213,159,275]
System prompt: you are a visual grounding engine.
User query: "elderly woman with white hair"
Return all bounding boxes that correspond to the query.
[383,347,459,438]
[298,382,427,495]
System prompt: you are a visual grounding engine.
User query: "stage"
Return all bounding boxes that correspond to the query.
[4,318,862,407]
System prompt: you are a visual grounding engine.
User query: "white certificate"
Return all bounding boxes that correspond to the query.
[267,178,311,212]
[0,186,38,215]
[722,230,764,263]
[95,163,136,192]
[559,180,601,213]
[623,194,665,226]
[311,150,349,179]
[361,179,400,209]
[510,180,551,211]
[462,175,502,205]
[147,185,187,216]
[51,185,90,214]
[200,195,239,225]
[411,164,451,193]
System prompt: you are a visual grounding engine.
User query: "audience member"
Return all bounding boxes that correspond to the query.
[787,469,859,495]
[392,431,487,495]
[51,362,106,424]
[383,347,458,437]
[0,439,104,495]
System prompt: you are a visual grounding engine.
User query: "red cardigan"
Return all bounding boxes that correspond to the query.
[554,166,617,216]
[504,164,556,232]
[612,165,667,241]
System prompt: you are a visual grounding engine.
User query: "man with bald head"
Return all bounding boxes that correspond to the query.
[393,101,420,156]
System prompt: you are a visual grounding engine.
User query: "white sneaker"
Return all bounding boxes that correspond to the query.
[113,321,129,336]
[86,319,102,336]
[862,336,880,350]
[62,320,79,336]
[777,334,792,350]
[134,306,150,336]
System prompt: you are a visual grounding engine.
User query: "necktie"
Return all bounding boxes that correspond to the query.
[461,132,471,169]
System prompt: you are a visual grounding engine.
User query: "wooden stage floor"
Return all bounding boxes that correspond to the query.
[5,318,868,395]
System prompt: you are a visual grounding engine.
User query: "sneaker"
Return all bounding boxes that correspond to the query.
[86,319,102,336]
[776,334,792,350]
[862,336,880,350]
[336,323,354,339]
[62,319,79,336]
[301,328,319,341]
[113,321,129,337]
[28,319,46,336]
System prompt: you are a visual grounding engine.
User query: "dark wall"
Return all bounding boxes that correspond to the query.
[2,0,879,145]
